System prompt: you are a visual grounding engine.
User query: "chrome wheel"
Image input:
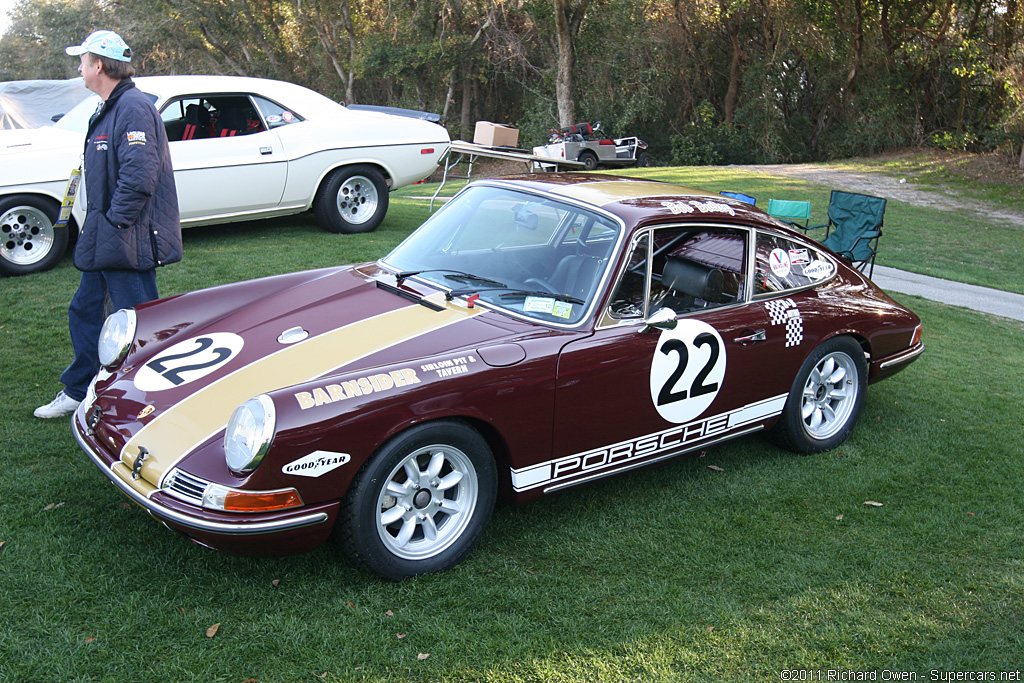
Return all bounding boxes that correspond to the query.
[800,351,859,440]
[335,174,379,225]
[376,444,479,561]
[1,203,55,267]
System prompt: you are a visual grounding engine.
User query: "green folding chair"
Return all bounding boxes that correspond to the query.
[806,190,886,278]
[767,199,812,230]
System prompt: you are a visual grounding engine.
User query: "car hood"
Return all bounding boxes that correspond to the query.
[86,263,534,485]
[0,126,83,185]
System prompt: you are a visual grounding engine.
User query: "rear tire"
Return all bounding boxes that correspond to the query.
[578,151,599,171]
[335,421,497,580]
[313,165,389,234]
[767,336,868,454]
[0,195,68,276]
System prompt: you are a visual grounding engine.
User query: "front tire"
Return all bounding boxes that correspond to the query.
[313,165,389,234]
[0,195,68,276]
[767,336,868,454]
[336,421,497,580]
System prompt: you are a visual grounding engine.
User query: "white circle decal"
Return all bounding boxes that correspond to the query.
[769,248,791,278]
[650,319,726,424]
[134,332,245,392]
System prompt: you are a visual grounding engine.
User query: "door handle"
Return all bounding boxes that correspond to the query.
[734,329,766,344]
[259,146,273,155]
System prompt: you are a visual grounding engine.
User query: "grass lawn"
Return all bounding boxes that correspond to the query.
[2,165,1022,681]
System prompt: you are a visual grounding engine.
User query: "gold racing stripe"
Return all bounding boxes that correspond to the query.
[119,302,482,490]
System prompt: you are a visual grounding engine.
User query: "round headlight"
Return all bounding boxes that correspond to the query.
[224,395,276,474]
[97,309,136,368]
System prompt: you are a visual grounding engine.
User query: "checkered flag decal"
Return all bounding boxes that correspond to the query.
[764,298,803,347]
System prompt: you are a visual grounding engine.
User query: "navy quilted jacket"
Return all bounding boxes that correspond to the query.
[74,78,182,272]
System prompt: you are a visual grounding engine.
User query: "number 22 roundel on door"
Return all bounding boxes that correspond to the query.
[649,319,726,424]
[134,332,245,392]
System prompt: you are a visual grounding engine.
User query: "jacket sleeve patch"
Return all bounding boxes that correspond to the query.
[126,130,148,145]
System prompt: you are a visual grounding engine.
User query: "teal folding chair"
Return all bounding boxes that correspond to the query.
[806,190,886,278]
[767,199,812,230]
[720,191,756,205]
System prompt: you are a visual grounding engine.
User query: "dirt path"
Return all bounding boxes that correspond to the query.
[739,163,1024,229]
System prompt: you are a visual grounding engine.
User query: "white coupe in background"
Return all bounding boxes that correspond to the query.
[0,75,450,276]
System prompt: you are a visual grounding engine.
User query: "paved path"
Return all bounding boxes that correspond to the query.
[871,265,1024,322]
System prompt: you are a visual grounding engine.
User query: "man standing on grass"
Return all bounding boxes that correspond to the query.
[34,30,182,418]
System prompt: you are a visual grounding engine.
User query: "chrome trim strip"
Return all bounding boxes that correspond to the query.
[73,419,329,536]
[878,343,925,370]
[541,425,764,495]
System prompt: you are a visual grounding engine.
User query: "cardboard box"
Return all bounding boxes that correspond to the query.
[474,121,519,148]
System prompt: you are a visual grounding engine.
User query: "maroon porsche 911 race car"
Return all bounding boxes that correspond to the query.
[74,174,923,580]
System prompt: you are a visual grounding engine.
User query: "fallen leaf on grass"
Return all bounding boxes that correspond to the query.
[835,514,844,521]
[271,579,280,587]
[707,465,724,472]
[206,623,220,638]
[0,541,5,550]
[396,633,406,639]
[313,672,327,679]
[385,610,394,617]
[417,653,430,660]
[346,601,355,609]
[863,501,884,507]
[43,502,65,511]
[967,512,976,516]
[84,637,96,644]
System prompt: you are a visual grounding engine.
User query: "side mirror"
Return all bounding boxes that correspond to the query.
[643,307,677,333]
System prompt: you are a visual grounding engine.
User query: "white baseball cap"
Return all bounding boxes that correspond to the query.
[66,30,132,62]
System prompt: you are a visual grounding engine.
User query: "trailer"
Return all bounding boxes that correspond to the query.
[532,122,652,171]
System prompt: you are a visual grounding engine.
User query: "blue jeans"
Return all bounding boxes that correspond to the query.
[61,270,158,401]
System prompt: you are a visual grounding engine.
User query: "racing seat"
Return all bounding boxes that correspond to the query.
[658,256,726,313]
[216,108,247,137]
[549,254,602,301]
[182,104,211,140]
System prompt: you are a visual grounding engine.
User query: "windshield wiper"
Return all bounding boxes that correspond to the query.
[445,287,585,306]
[396,269,506,288]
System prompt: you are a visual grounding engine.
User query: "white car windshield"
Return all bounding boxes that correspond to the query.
[53,91,159,133]
[383,185,621,325]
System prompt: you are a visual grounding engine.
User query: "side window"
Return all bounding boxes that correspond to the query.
[754,232,835,295]
[608,234,649,319]
[607,226,748,321]
[161,97,208,142]
[253,96,302,129]
[160,95,267,142]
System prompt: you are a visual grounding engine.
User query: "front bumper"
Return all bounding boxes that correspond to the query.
[73,409,337,555]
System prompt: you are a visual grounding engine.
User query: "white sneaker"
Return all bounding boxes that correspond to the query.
[34,390,81,418]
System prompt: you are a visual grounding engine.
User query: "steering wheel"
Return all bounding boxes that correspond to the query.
[523,277,557,294]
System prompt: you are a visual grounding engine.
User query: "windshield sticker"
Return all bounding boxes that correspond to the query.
[764,298,804,347]
[295,367,420,409]
[524,297,555,314]
[282,450,351,478]
[769,248,792,278]
[649,319,726,424]
[553,301,573,319]
[802,260,835,280]
[134,332,244,392]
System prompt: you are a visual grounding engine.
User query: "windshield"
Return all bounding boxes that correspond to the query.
[53,94,101,132]
[382,185,622,325]
[53,90,159,133]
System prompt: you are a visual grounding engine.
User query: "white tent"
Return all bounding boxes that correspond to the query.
[0,78,90,129]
